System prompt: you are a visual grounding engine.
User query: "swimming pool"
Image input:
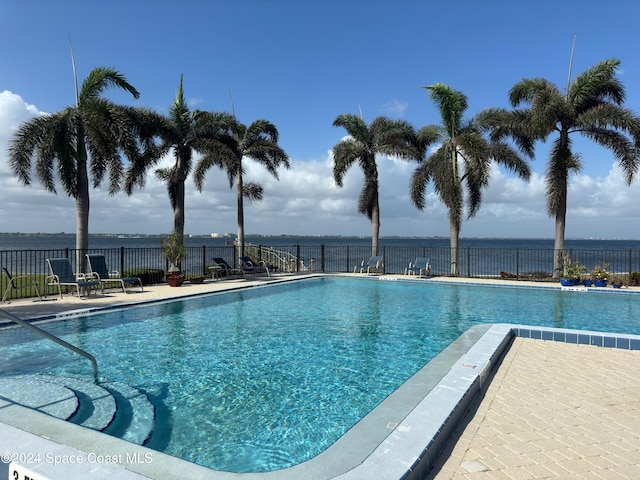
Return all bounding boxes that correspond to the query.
[1,277,640,473]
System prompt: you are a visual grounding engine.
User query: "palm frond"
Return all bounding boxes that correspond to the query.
[333,114,369,144]
[332,139,364,186]
[242,182,264,202]
[409,162,432,210]
[422,83,468,135]
[79,67,139,104]
[569,58,623,108]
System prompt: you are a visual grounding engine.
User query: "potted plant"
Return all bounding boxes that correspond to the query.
[591,264,609,287]
[161,231,187,287]
[560,257,587,286]
[610,273,627,289]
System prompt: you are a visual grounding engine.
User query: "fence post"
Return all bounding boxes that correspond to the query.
[296,244,301,272]
[516,248,519,279]
[383,246,387,273]
[120,246,125,276]
[321,245,325,272]
[346,246,349,273]
[467,248,471,277]
[629,249,633,282]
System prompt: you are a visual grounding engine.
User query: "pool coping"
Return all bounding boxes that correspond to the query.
[2,277,640,479]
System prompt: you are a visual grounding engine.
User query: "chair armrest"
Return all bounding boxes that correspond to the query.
[79,272,99,281]
[11,274,38,285]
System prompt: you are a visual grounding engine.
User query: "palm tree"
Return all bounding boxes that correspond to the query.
[488,59,640,277]
[8,66,150,270]
[332,114,421,256]
[192,113,290,262]
[410,83,531,274]
[125,75,214,268]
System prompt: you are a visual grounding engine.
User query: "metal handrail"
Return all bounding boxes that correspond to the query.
[244,243,298,273]
[0,308,99,383]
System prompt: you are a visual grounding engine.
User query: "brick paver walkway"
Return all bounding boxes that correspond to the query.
[428,338,640,479]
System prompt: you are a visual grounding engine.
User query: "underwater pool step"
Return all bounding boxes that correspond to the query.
[0,375,78,419]
[101,381,155,445]
[0,374,155,447]
[56,375,117,431]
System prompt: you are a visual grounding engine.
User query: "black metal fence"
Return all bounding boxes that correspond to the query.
[252,244,640,279]
[2,244,640,301]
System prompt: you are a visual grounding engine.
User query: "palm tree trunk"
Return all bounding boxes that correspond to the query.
[173,182,185,240]
[75,135,90,273]
[236,169,245,265]
[173,160,186,273]
[371,199,380,257]
[449,219,459,275]
[553,201,567,279]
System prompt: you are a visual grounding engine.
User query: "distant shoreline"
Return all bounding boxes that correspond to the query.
[0,232,630,242]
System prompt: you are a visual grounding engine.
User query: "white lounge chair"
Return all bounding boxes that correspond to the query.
[46,258,103,299]
[2,267,42,303]
[86,254,143,292]
[354,256,384,275]
[405,257,431,277]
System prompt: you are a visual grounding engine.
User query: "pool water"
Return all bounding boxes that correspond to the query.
[1,278,639,472]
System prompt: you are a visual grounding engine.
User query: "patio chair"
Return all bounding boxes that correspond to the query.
[354,256,384,275]
[212,258,244,277]
[2,267,42,303]
[46,258,103,300]
[405,257,431,277]
[86,254,143,293]
[240,256,270,277]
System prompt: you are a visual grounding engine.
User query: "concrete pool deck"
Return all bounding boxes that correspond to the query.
[1,274,639,479]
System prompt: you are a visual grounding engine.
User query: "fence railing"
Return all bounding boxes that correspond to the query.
[2,244,640,301]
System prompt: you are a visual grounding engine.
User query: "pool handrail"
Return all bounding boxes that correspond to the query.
[0,308,99,383]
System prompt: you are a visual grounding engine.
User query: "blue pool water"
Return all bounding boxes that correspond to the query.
[1,277,640,472]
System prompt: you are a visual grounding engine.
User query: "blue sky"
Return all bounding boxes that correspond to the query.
[2,0,640,239]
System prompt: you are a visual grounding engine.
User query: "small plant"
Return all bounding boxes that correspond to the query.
[591,263,609,281]
[161,231,187,273]
[561,255,587,280]
[609,273,628,288]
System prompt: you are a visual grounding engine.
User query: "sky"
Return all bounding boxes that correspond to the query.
[2,0,640,240]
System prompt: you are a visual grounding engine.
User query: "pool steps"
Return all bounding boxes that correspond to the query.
[0,374,156,447]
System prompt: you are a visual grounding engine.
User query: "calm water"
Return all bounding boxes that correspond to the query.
[1,233,639,251]
[1,277,640,472]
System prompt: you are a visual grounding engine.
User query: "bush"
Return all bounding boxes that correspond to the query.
[124,268,164,285]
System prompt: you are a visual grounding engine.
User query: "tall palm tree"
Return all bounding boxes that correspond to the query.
[8,66,150,270]
[410,83,531,274]
[488,59,640,277]
[332,114,421,256]
[125,75,214,267]
[193,113,290,262]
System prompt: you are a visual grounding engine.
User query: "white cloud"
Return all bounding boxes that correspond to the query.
[380,100,409,117]
[2,91,640,239]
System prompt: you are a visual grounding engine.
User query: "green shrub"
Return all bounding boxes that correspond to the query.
[124,269,164,285]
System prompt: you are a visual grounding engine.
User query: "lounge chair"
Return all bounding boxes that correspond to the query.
[46,258,103,299]
[2,267,42,303]
[405,257,431,277]
[240,256,270,277]
[354,256,384,274]
[86,254,143,293]
[212,258,244,277]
